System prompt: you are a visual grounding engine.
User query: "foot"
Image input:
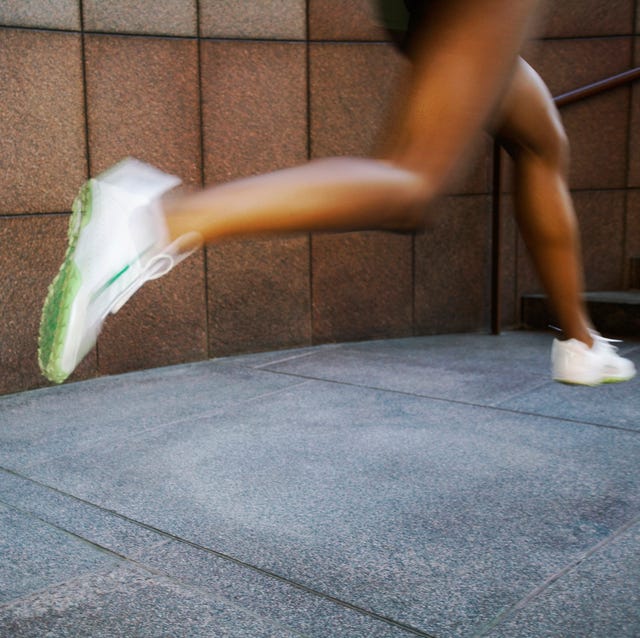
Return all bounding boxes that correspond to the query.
[551,332,636,386]
[38,158,186,384]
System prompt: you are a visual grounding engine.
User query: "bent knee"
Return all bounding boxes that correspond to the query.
[533,109,570,170]
[505,107,570,172]
[498,61,571,172]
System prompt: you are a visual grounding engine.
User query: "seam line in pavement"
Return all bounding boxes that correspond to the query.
[114,518,440,638]
[0,497,132,566]
[472,512,640,637]
[255,369,640,435]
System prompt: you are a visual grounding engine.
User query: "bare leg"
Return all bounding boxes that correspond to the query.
[164,158,429,241]
[164,0,540,244]
[495,59,593,345]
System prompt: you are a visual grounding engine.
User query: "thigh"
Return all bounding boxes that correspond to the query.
[385,0,542,187]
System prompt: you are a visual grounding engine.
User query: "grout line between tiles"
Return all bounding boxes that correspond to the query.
[253,367,640,435]
[473,512,640,637]
[248,345,343,369]
[305,0,317,349]
[3,22,638,40]
[5,186,637,221]
[194,0,212,361]
[0,468,169,557]
[0,498,126,558]
[3,23,638,44]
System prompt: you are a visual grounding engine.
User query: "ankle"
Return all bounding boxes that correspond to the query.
[556,324,594,348]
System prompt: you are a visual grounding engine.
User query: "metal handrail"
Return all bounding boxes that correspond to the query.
[555,68,640,107]
[490,67,640,335]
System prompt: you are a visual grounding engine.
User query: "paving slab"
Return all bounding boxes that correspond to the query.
[0,360,303,470]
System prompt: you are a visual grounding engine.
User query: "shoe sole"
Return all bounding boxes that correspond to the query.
[38,181,92,383]
[554,373,636,386]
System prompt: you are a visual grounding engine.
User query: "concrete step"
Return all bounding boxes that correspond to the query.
[521,290,640,337]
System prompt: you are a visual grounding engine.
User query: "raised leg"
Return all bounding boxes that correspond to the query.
[164,0,541,244]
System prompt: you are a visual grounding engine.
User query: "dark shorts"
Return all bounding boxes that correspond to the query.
[376,0,433,55]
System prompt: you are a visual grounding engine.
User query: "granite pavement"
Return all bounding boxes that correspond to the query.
[1,330,639,637]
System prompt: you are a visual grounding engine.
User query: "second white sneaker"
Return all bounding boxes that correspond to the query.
[551,333,636,385]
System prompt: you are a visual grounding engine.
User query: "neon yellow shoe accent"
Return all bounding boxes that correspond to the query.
[38,182,92,383]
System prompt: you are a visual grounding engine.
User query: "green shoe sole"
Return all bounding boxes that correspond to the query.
[38,181,93,383]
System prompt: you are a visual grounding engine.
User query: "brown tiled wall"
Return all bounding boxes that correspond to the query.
[1,1,638,395]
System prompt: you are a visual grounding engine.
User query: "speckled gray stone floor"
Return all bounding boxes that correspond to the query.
[1,331,639,638]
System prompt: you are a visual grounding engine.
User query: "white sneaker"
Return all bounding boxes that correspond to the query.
[551,333,636,385]
[38,158,192,384]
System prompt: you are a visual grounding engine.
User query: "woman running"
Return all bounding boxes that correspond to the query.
[38,0,635,386]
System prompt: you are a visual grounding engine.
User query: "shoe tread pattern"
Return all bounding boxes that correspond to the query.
[38,182,91,383]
